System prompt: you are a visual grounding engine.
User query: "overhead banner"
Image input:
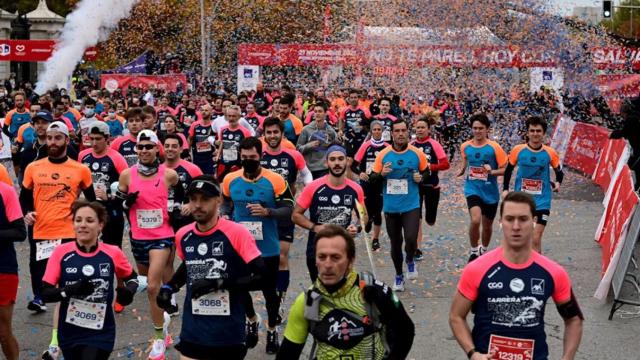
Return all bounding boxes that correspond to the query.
[100,74,187,94]
[238,43,640,69]
[237,65,260,93]
[106,52,147,74]
[0,40,97,62]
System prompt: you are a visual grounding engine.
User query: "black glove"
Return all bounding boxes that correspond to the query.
[156,284,176,310]
[191,278,223,299]
[123,191,139,209]
[64,278,95,298]
[116,287,135,306]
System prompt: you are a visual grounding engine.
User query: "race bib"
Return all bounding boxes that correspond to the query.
[36,239,62,261]
[191,290,230,316]
[240,221,263,240]
[387,179,408,195]
[136,209,163,229]
[521,178,543,195]
[223,148,238,162]
[65,298,107,330]
[196,141,212,153]
[365,161,374,174]
[469,166,489,181]
[489,334,534,360]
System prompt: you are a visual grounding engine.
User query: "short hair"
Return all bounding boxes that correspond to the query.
[280,94,294,107]
[221,98,235,105]
[72,199,108,225]
[239,136,262,154]
[315,224,356,261]
[53,100,64,108]
[470,113,490,128]
[391,120,408,131]
[61,94,71,101]
[84,97,97,107]
[526,116,547,133]
[227,105,241,114]
[237,94,248,101]
[379,97,392,105]
[313,101,328,112]
[163,133,183,147]
[126,107,144,121]
[142,105,156,117]
[13,91,25,100]
[500,191,536,217]
[348,88,360,96]
[263,117,284,132]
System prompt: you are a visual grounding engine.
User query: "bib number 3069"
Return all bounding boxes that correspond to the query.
[65,298,106,330]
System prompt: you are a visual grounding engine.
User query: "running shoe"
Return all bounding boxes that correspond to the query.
[148,339,166,360]
[137,275,148,293]
[41,345,60,360]
[406,262,418,280]
[365,220,373,233]
[414,248,424,261]
[371,238,380,251]
[266,330,280,354]
[246,314,260,349]
[392,275,405,292]
[28,298,47,313]
[114,301,125,313]
[468,253,479,263]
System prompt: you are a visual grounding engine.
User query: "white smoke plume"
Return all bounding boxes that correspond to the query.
[35,0,139,94]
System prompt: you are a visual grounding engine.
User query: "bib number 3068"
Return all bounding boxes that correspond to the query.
[191,290,230,316]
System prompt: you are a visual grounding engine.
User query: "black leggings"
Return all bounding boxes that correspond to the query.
[60,345,110,360]
[28,229,73,299]
[385,208,421,275]
[101,213,124,248]
[363,182,383,226]
[244,256,280,328]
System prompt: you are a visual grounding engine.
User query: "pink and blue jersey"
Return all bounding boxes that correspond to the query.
[461,140,508,204]
[4,109,31,139]
[175,219,261,347]
[457,248,572,360]
[509,144,561,211]
[372,145,428,213]
[222,169,288,257]
[43,242,133,352]
[0,182,23,274]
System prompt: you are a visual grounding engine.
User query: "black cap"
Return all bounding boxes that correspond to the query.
[32,110,54,123]
[186,178,221,198]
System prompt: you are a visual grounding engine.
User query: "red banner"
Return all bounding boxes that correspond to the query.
[238,43,640,69]
[562,122,610,176]
[592,139,629,192]
[100,74,187,94]
[597,166,638,275]
[0,40,97,62]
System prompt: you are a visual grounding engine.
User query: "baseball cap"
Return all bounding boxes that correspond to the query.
[137,129,159,145]
[32,110,53,123]
[46,121,70,137]
[89,121,110,137]
[186,177,221,198]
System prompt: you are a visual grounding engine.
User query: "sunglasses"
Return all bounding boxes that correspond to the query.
[136,144,155,150]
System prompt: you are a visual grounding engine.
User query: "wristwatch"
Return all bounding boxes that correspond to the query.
[467,348,476,359]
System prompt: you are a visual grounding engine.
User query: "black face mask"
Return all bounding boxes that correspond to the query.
[241,159,260,174]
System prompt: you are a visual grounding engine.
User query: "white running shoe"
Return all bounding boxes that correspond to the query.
[137,275,148,293]
[406,262,418,280]
[392,275,405,292]
[41,345,60,360]
[148,338,166,360]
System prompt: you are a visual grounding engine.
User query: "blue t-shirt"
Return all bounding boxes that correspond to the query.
[222,169,288,257]
[6,110,31,139]
[461,140,507,204]
[175,220,261,347]
[105,119,124,138]
[373,145,428,213]
[510,144,560,211]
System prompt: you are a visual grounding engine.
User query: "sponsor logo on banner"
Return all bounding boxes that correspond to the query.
[0,44,9,56]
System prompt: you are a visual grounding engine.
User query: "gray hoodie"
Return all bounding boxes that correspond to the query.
[296,121,339,171]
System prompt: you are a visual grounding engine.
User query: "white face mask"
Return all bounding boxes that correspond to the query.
[74,105,82,111]
[108,111,116,118]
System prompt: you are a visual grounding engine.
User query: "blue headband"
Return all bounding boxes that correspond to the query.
[326,144,347,158]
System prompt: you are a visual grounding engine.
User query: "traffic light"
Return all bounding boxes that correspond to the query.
[603,1,612,18]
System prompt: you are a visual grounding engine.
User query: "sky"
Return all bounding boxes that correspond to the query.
[551,0,602,15]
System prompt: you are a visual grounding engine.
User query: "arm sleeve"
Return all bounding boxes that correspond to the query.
[41,282,65,303]
[270,182,294,220]
[166,262,187,290]
[299,166,313,185]
[19,186,34,214]
[82,185,96,202]
[0,218,26,243]
[430,141,450,171]
[503,163,515,191]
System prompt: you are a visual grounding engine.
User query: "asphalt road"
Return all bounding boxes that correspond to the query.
[13,167,640,359]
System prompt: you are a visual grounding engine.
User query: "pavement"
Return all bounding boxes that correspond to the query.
[13,166,640,359]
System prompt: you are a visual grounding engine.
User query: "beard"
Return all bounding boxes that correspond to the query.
[47,144,65,158]
[329,166,346,177]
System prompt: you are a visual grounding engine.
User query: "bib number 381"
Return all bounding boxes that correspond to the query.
[65,298,106,330]
[191,290,230,316]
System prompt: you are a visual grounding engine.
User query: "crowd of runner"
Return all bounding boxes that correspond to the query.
[0,78,587,360]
